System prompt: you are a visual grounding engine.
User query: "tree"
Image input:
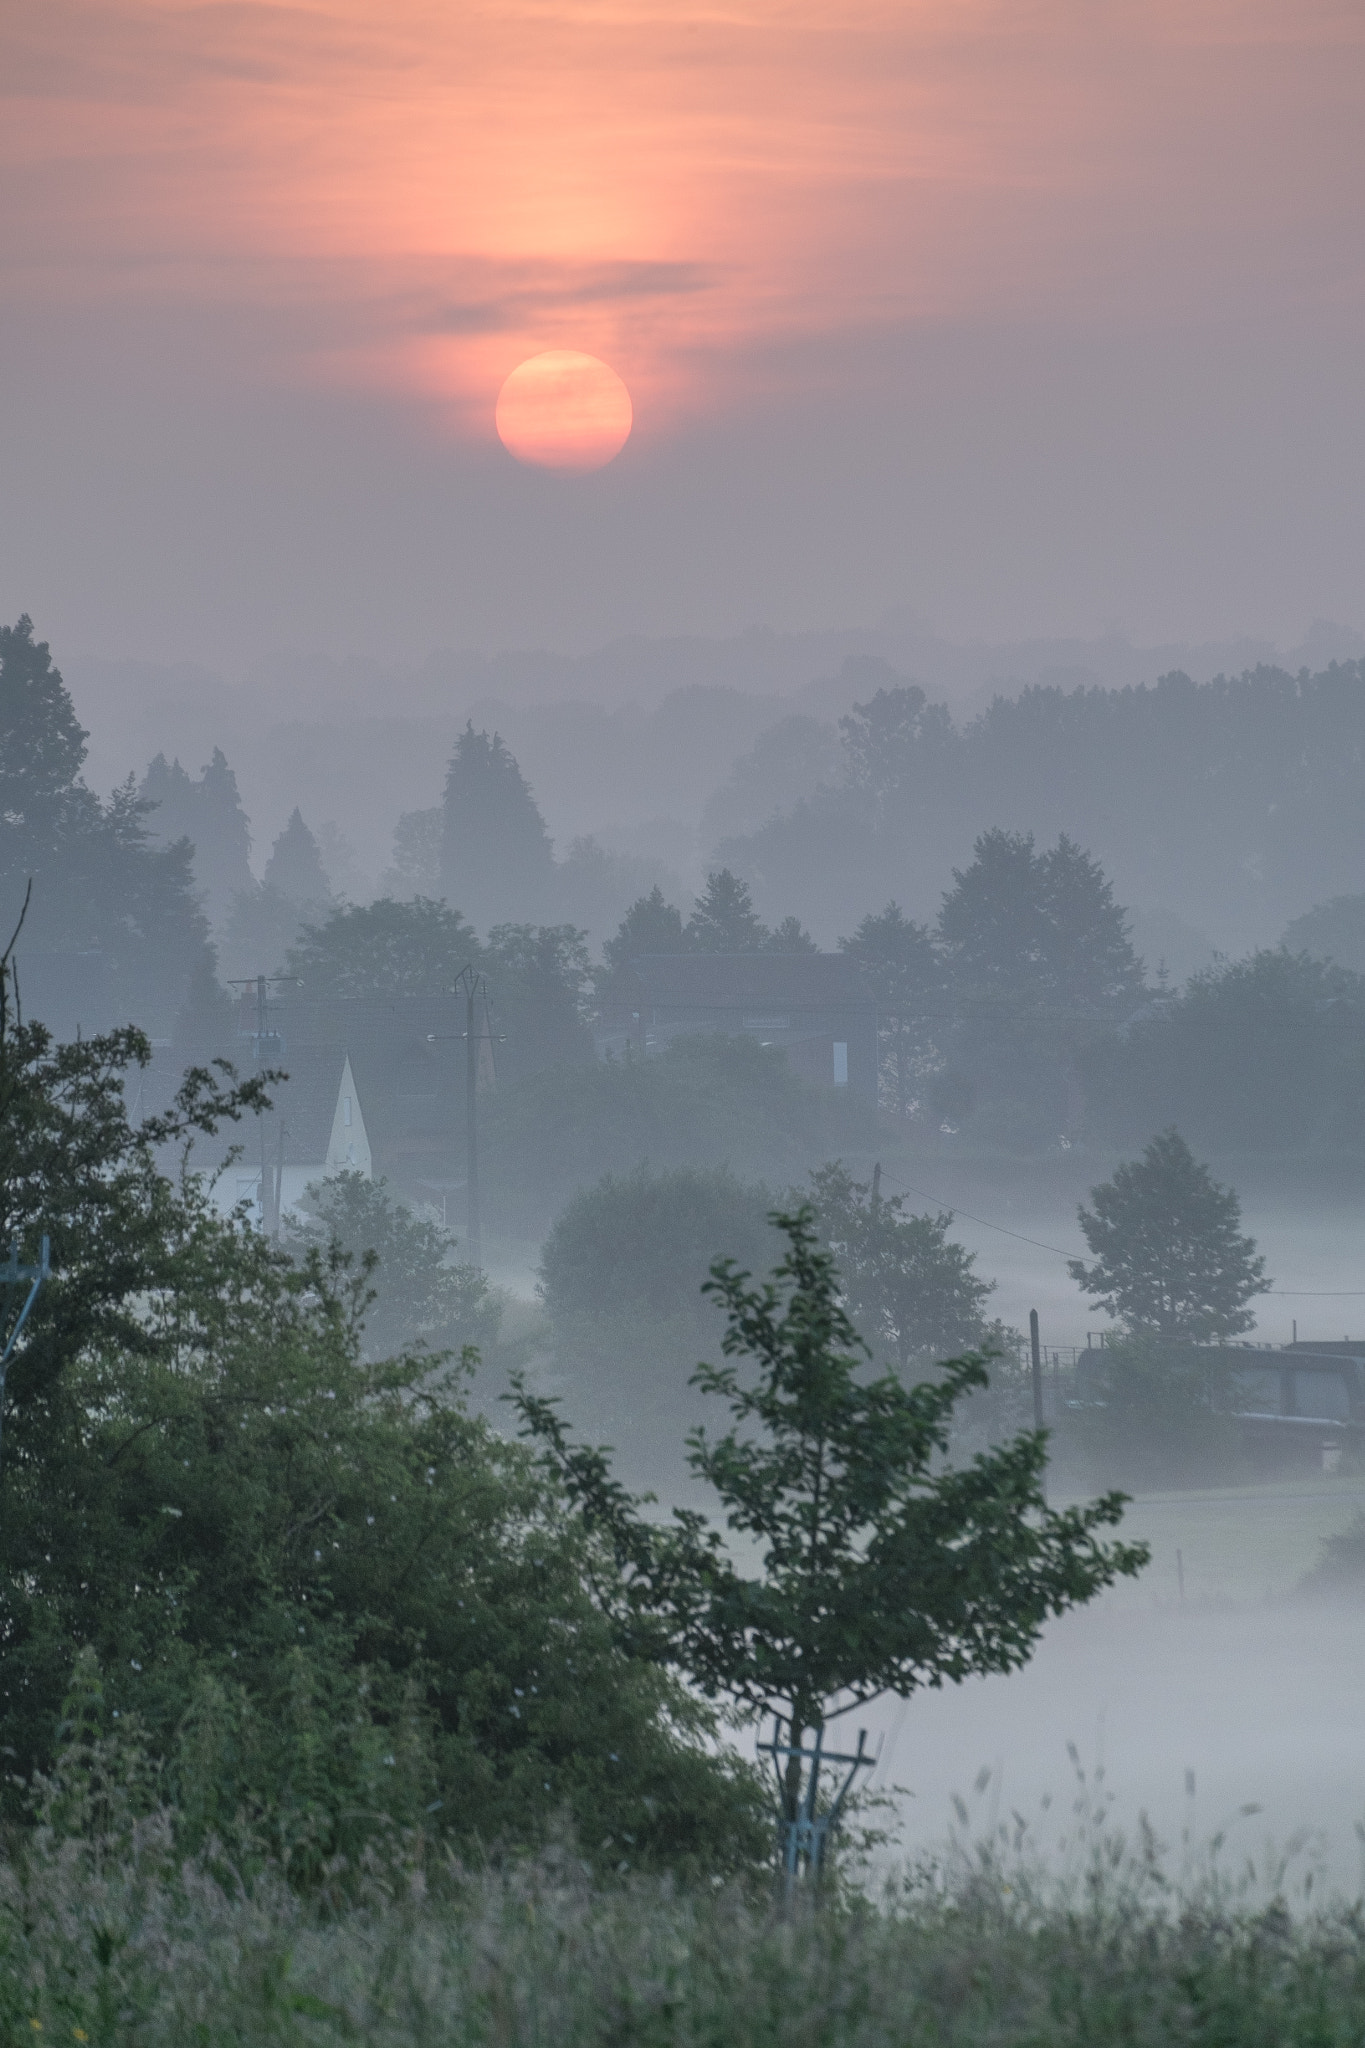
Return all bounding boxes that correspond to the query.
[1068,1130,1269,1341]
[1283,894,1365,975]
[440,723,554,926]
[484,922,592,1079]
[838,675,955,814]
[807,1161,996,1371]
[540,1165,776,1324]
[0,618,215,1037]
[839,903,941,1116]
[766,916,818,953]
[0,935,768,1874]
[263,808,331,910]
[139,748,253,929]
[282,1170,501,1361]
[382,806,443,899]
[686,869,769,951]
[603,886,686,975]
[515,1208,1147,1874]
[285,897,481,997]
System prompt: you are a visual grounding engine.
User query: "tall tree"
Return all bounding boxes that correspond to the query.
[440,724,554,926]
[686,869,769,952]
[515,1208,1147,1874]
[1,618,214,1036]
[263,808,331,909]
[839,902,941,1116]
[1068,1129,1269,1341]
[139,748,253,929]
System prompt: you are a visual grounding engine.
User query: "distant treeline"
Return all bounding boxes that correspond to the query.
[716,662,1365,949]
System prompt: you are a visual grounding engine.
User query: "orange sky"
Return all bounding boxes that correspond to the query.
[6,0,1363,445]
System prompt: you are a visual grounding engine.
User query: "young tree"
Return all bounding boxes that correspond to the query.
[440,723,554,925]
[807,1161,995,1371]
[282,1169,501,1361]
[686,869,769,951]
[839,902,941,1116]
[1068,1129,1269,1340]
[514,1208,1147,1874]
[285,897,481,997]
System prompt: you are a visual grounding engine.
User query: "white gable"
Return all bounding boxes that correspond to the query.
[324,1054,372,1178]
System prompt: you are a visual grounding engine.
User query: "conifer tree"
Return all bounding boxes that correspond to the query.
[440,724,554,926]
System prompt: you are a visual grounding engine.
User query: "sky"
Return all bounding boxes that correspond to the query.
[2,0,1364,669]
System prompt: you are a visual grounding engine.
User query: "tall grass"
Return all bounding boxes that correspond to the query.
[3,1785,1365,2047]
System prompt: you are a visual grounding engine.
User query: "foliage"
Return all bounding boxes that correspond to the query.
[1080,948,1365,1152]
[138,746,254,930]
[602,885,686,977]
[484,922,594,1077]
[1069,1131,1269,1341]
[1298,1507,1365,1598]
[807,1161,997,1371]
[839,678,955,813]
[1283,892,1365,974]
[282,1170,501,1361]
[540,1165,777,1325]
[382,804,443,898]
[1061,1336,1250,1493]
[0,617,215,1037]
[0,951,770,1877]
[939,829,1144,1013]
[2,1817,1364,2046]
[263,806,332,908]
[441,723,554,926]
[285,896,482,997]
[839,902,941,1115]
[515,1208,1147,1768]
[686,868,769,951]
[482,1033,873,1233]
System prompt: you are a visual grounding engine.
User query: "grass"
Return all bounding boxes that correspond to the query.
[1082,1474,1365,1606]
[5,1800,1365,2046]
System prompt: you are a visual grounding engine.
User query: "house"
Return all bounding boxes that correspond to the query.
[597,953,878,1101]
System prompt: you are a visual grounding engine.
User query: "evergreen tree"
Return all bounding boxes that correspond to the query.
[686,869,769,952]
[1068,1129,1269,1341]
[839,902,941,1115]
[766,915,818,953]
[263,809,331,910]
[603,886,687,973]
[0,618,213,1036]
[382,807,443,899]
[139,747,253,929]
[440,724,554,926]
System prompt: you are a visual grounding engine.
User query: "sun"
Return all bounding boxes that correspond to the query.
[495,351,633,472]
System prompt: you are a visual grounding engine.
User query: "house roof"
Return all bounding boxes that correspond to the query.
[622,952,873,1012]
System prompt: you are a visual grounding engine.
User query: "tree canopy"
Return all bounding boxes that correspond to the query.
[285,897,481,998]
[1069,1130,1269,1341]
[516,1207,1147,1764]
[440,723,554,927]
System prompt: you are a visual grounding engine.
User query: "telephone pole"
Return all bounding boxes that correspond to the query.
[226,973,294,1233]
[457,965,490,1269]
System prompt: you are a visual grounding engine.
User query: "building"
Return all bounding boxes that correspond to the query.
[597,953,878,1101]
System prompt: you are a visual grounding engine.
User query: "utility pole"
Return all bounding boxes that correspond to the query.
[1029,1307,1047,1505]
[430,966,502,1272]
[226,973,295,1233]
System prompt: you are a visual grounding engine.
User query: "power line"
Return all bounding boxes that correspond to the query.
[873,1170,1084,1261]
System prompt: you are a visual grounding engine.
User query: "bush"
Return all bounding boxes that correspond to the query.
[1057,1337,1250,1493]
